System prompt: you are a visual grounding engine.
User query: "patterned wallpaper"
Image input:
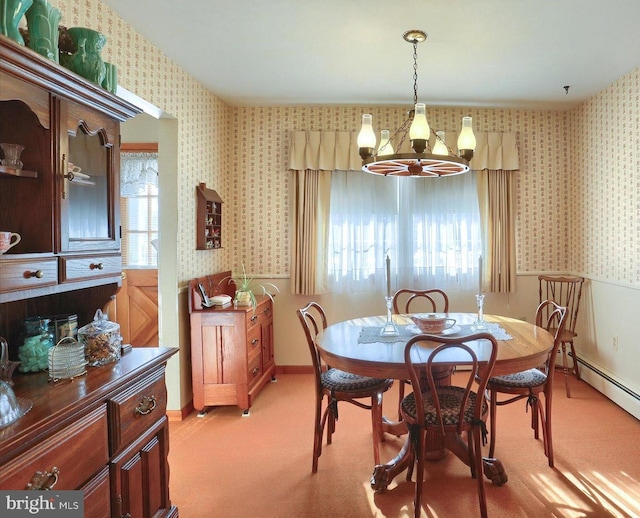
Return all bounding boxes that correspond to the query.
[570,68,640,285]
[230,105,571,276]
[54,1,639,288]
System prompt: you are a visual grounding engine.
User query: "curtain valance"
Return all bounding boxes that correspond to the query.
[289,130,519,172]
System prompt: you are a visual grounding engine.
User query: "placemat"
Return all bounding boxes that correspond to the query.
[358,322,512,344]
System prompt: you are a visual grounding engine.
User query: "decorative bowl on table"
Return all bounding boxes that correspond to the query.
[409,313,456,334]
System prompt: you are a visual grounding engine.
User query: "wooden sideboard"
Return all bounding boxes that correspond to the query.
[188,272,276,414]
[0,347,178,518]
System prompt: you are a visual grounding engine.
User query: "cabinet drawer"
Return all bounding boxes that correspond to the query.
[247,325,262,362]
[246,299,272,328]
[247,354,263,388]
[59,254,122,283]
[108,369,168,455]
[0,257,58,293]
[0,405,108,490]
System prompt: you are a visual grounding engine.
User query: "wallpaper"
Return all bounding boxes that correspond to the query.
[53,1,639,289]
[569,69,640,285]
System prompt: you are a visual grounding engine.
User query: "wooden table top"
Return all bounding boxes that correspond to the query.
[316,313,554,379]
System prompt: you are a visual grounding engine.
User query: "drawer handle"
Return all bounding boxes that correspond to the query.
[134,395,157,415]
[251,367,260,376]
[264,307,271,315]
[28,270,44,279]
[91,262,104,270]
[250,315,258,323]
[27,466,59,490]
[251,338,259,346]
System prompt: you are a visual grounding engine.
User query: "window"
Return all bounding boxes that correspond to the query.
[327,170,482,293]
[120,149,159,267]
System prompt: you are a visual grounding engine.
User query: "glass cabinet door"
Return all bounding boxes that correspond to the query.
[59,99,120,252]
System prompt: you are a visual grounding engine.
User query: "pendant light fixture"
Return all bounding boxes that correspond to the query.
[357,30,476,177]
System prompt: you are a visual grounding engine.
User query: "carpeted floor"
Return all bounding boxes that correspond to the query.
[168,373,640,517]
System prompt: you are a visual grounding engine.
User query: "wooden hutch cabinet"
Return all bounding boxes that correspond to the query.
[188,272,276,414]
[0,35,177,517]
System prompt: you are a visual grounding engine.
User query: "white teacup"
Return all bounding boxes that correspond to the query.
[0,232,21,254]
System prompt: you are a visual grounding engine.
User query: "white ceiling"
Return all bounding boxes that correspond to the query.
[102,0,640,110]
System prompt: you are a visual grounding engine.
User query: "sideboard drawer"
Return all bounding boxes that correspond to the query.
[0,257,58,293]
[0,405,108,490]
[59,254,122,283]
[108,369,168,455]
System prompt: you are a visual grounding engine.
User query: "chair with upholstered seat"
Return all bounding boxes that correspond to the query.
[487,300,568,467]
[401,332,498,518]
[538,275,584,397]
[392,288,450,418]
[296,302,394,473]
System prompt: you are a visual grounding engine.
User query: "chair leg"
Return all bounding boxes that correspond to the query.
[370,391,384,465]
[413,429,425,518]
[488,389,497,458]
[561,343,572,398]
[312,395,325,473]
[472,428,489,518]
[569,340,581,380]
[544,393,554,467]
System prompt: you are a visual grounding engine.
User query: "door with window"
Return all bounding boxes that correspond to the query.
[113,144,159,346]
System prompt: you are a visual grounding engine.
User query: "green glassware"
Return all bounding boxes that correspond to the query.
[0,0,33,45]
[25,0,61,62]
[102,61,118,94]
[67,26,107,86]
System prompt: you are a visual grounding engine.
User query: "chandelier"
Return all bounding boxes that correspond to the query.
[357,30,476,177]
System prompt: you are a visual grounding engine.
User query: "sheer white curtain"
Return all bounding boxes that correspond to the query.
[120,152,158,197]
[327,171,482,294]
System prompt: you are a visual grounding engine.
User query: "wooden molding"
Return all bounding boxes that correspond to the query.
[121,142,158,152]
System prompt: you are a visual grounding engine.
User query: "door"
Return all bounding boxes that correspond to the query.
[114,268,158,346]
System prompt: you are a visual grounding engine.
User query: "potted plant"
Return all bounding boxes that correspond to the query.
[222,264,279,311]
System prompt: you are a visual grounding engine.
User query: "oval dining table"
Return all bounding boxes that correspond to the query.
[315,312,554,491]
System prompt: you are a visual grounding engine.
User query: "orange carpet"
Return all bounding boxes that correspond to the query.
[168,374,640,517]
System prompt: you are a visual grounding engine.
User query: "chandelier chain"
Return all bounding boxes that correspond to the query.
[412,40,419,106]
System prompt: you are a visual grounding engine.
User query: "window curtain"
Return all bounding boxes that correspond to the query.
[120,152,159,197]
[289,130,519,295]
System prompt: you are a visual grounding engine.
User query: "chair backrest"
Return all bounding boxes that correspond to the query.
[403,332,498,436]
[296,302,328,385]
[538,275,584,336]
[392,288,449,314]
[535,299,569,374]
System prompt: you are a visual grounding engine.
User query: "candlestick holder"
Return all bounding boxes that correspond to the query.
[473,294,488,330]
[380,296,399,336]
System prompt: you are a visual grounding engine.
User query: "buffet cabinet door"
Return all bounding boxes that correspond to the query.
[110,417,175,518]
[58,98,121,254]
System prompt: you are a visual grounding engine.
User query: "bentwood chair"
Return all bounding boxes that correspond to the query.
[392,288,450,418]
[487,300,568,467]
[401,332,498,518]
[296,302,393,473]
[538,275,585,397]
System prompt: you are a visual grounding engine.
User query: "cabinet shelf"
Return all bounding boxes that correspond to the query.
[196,182,223,250]
[0,164,38,178]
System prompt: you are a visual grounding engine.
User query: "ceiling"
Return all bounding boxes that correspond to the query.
[102,0,640,110]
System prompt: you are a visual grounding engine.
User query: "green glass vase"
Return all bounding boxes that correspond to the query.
[0,0,33,45]
[67,26,107,86]
[25,0,61,62]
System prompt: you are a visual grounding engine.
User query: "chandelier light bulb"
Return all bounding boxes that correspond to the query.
[409,103,429,153]
[457,116,476,161]
[432,131,448,155]
[377,129,394,156]
[357,114,377,159]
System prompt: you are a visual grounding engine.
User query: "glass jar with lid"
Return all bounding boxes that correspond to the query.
[18,317,54,372]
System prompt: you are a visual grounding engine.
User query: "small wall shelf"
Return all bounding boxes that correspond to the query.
[196,182,223,250]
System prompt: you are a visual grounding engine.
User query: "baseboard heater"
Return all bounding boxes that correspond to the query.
[574,353,640,402]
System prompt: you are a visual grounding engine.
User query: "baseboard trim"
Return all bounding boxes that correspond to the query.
[577,356,640,420]
[276,365,314,375]
[167,401,194,421]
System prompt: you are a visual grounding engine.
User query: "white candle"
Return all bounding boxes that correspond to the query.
[478,255,483,295]
[386,255,391,298]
